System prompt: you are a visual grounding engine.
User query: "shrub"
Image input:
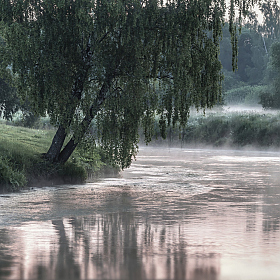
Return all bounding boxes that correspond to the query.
[75,134,105,173]
[224,85,263,106]
[230,115,259,145]
[0,124,110,191]
[57,161,87,184]
[145,111,280,148]
[259,86,280,109]
[259,91,274,108]
[0,156,27,191]
[224,86,252,104]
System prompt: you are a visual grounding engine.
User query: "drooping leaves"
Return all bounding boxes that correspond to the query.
[0,0,257,167]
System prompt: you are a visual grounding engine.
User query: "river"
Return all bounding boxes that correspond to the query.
[0,147,280,280]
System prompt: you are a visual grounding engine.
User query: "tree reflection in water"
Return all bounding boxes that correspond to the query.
[1,148,280,279]
[52,220,80,279]
[0,229,14,279]
[49,213,220,280]
[0,214,220,279]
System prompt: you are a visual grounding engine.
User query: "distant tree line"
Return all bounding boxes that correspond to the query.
[220,0,280,109]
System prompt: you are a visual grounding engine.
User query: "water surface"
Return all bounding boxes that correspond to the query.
[0,147,280,280]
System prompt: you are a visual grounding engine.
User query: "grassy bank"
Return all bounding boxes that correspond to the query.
[0,123,110,192]
[2,110,279,191]
[146,110,280,148]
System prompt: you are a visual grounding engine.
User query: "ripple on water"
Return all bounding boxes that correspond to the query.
[1,148,280,280]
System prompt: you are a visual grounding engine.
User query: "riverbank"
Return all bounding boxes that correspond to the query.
[2,109,280,191]
[0,123,111,192]
[146,109,280,148]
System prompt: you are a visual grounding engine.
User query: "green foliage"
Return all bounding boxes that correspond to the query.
[224,85,264,105]
[259,0,280,40]
[230,113,280,146]
[0,77,20,120]
[219,2,280,110]
[1,34,41,122]
[57,162,87,184]
[7,113,53,129]
[10,111,40,128]
[220,26,268,87]
[0,123,106,191]
[271,41,280,69]
[0,35,20,119]
[75,134,105,172]
[224,86,245,104]
[258,86,276,108]
[221,69,245,92]
[142,111,280,148]
[259,41,280,108]
[0,156,26,191]
[183,115,229,146]
[0,0,254,168]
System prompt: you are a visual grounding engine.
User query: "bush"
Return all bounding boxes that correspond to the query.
[57,161,87,184]
[224,85,263,105]
[230,114,259,145]
[185,112,280,148]
[13,111,40,128]
[224,86,252,104]
[183,115,230,146]
[0,156,27,191]
[0,124,110,191]
[144,111,280,148]
[259,85,280,109]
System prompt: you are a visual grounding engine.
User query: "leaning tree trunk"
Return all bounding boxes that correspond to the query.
[45,60,92,163]
[57,108,98,164]
[45,125,68,162]
[57,138,79,164]
[57,80,111,164]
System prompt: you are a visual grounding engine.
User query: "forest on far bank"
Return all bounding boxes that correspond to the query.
[220,1,280,108]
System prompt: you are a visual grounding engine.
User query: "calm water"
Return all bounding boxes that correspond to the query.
[0,147,280,280]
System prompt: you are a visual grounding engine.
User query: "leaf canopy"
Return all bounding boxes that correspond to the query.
[0,0,257,168]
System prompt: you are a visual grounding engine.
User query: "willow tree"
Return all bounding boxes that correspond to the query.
[0,0,256,168]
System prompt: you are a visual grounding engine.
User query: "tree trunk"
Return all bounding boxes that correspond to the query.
[57,138,78,164]
[57,113,95,164]
[57,79,112,164]
[45,63,91,163]
[45,125,67,162]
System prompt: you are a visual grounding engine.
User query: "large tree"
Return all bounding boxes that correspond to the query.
[0,0,254,168]
[259,41,280,108]
[259,0,280,40]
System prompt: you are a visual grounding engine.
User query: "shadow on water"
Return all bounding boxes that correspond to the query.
[0,229,14,279]
[0,147,280,279]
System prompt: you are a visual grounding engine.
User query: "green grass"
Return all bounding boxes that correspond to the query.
[0,124,106,192]
[0,123,55,152]
[0,124,53,191]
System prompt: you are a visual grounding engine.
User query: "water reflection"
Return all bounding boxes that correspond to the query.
[1,216,221,280]
[0,148,280,279]
[0,229,14,279]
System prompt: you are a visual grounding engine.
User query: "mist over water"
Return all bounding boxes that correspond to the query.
[1,147,280,279]
[194,104,280,115]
